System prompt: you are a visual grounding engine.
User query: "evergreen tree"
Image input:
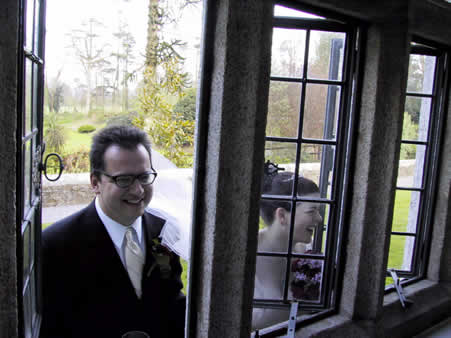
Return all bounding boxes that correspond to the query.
[137,0,199,167]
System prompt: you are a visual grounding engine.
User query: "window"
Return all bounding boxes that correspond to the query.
[18,0,46,337]
[252,4,362,335]
[386,40,450,290]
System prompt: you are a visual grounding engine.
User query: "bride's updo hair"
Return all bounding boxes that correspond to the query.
[260,168,319,226]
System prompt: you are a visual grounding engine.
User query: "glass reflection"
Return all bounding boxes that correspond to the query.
[32,63,39,129]
[25,59,33,135]
[308,30,345,81]
[30,217,35,266]
[274,5,325,19]
[271,28,306,78]
[31,272,38,327]
[23,286,32,338]
[266,81,301,138]
[253,165,324,329]
[300,143,335,199]
[289,256,323,301]
[406,54,436,94]
[397,144,426,189]
[403,96,431,142]
[33,0,41,55]
[392,190,420,234]
[387,235,414,271]
[303,84,340,140]
[24,141,32,214]
[265,141,297,176]
[23,225,31,281]
[26,0,34,50]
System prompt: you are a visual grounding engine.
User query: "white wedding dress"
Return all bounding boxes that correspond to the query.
[252,242,310,330]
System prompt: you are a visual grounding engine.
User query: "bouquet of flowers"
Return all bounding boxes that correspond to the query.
[291,252,323,301]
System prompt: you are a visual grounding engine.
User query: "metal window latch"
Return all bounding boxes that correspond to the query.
[286,302,299,338]
[388,269,413,309]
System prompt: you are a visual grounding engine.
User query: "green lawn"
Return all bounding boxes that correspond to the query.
[63,128,98,152]
[180,260,188,294]
[386,190,413,285]
[45,112,106,153]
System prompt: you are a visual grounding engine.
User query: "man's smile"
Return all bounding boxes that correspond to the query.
[124,198,144,205]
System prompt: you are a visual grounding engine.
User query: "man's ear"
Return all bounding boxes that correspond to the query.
[275,207,289,226]
[90,173,101,194]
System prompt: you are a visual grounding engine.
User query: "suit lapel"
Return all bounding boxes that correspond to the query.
[142,210,166,279]
[80,201,136,297]
[78,203,167,299]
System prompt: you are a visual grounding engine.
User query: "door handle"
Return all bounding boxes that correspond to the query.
[42,152,64,182]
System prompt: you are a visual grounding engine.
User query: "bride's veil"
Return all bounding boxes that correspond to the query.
[145,165,193,261]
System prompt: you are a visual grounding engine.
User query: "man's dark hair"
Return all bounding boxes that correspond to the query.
[90,125,152,177]
[260,171,320,226]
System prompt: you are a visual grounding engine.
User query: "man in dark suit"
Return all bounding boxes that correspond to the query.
[40,126,186,337]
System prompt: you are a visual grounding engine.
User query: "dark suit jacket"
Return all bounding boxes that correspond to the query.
[40,201,186,338]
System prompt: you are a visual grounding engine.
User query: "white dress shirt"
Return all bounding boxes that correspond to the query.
[95,197,146,266]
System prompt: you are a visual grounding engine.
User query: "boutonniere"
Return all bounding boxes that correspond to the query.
[290,251,322,301]
[147,238,172,279]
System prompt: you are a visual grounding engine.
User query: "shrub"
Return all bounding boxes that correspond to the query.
[106,112,138,127]
[61,146,91,173]
[78,125,96,134]
[44,112,66,153]
[173,87,196,121]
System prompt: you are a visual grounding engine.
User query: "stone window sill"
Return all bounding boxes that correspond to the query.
[285,280,451,337]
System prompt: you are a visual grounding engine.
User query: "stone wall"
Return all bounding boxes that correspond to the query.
[42,173,93,207]
[0,1,19,336]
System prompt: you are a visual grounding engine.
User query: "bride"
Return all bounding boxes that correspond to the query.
[252,167,323,330]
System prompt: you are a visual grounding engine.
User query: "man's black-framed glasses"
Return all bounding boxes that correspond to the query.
[99,170,158,188]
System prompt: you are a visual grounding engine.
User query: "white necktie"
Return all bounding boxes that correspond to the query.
[124,228,145,298]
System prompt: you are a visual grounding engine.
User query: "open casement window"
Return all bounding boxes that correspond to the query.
[386,40,450,291]
[17,0,59,336]
[252,4,362,336]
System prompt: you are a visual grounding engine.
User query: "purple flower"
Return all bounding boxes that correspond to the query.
[290,251,323,301]
[294,272,308,282]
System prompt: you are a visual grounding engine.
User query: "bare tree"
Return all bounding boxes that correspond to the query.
[45,68,65,113]
[68,18,110,116]
[112,21,136,112]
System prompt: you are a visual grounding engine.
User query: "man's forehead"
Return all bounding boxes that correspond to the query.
[103,144,152,168]
[105,143,151,157]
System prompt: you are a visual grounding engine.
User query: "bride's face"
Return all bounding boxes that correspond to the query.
[292,193,322,244]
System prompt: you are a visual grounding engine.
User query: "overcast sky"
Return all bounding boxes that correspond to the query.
[45,0,203,87]
[44,2,321,88]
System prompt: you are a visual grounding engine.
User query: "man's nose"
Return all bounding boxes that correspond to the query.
[128,178,144,193]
